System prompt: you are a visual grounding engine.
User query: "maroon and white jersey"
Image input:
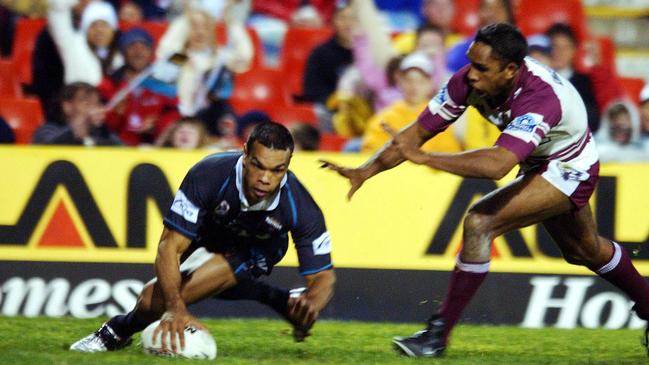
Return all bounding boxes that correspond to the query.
[418,57,598,167]
[417,57,600,207]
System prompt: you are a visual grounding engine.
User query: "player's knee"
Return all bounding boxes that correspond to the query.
[134,283,159,315]
[463,210,494,237]
[135,291,153,314]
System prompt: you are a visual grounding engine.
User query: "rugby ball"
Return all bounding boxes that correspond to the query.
[141,320,217,360]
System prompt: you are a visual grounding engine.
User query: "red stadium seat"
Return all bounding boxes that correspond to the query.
[215,24,265,69]
[0,60,23,98]
[515,0,588,42]
[268,105,318,126]
[618,77,646,106]
[11,18,47,85]
[230,69,292,113]
[119,21,168,47]
[451,0,480,36]
[320,133,349,152]
[575,36,616,76]
[0,97,44,144]
[228,101,263,116]
[279,27,334,97]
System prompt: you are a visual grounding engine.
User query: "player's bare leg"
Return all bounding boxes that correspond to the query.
[110,253,237,335]
[542,207,649,355]
[138,253,237,317]
[541,205,611,270]
[70,253,237,352]
[218,282,310,341]
[394,173,574,357]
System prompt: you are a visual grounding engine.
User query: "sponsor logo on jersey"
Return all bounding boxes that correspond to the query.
[312,231,331,255]
[214,200,230,216]
[171,190,199,224]
[433,84,448,105]
[506,113,538,133]
[513,87,522,99]
[502,113,544,143]
[557,163,588,182]
[264,216,283,231]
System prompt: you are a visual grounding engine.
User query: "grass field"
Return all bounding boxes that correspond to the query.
[0,316,646,364]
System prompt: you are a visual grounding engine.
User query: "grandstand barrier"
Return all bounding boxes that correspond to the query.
[0,146,647,328]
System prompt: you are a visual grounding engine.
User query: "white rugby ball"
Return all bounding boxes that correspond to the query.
[141,320,217,360]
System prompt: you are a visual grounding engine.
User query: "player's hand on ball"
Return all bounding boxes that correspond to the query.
[319,160,369,200]
[288,293,318,329]
[153,309,206,354]
[381,122,428,165]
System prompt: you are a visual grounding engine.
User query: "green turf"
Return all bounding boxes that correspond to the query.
[0,316,645,364]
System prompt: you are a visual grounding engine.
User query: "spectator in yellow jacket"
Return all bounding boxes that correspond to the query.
[361,52,462,154]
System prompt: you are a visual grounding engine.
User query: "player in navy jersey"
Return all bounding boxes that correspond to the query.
[70,122,335,354]
[323,23,649,358]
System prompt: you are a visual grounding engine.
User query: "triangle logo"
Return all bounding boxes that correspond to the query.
[37,200,85,247]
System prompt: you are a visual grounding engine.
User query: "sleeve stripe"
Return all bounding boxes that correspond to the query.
[163,218,197,239]
[439,107,457,120]
[300,263,333,276]
[285,184,298,227]
[217,176,231,196]
[234,262,248,274]
[418,107,452,134]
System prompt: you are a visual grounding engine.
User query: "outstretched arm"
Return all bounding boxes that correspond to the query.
[223,0,253,73]
[383,123,519,180]
[321,121,433,199]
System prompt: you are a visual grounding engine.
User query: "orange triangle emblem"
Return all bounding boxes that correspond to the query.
[37,201,85,247]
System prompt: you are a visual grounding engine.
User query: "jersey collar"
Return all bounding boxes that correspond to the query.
[235,155,287,211]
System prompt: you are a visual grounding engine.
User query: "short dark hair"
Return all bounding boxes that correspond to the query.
[475,23,527,67]
[545,23,578,45]
[50,82,99,124]
[61,82,98,102]
[289,123,321,151]
[246,122,295,153]
[607,103,630,121]
[386,54,406,86]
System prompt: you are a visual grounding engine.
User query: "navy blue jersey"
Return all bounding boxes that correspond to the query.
[163,152,332,276]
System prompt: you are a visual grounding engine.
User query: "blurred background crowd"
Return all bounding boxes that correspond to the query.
[0,0,648,161]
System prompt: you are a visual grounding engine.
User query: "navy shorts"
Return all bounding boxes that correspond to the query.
[179,244,286,282]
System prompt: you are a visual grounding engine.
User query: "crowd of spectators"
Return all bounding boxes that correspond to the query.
[0,0,647,161]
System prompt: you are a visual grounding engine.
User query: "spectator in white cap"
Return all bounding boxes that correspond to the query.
[360,51,462,154]
[80,1,117,33]
[47,0,123,86]
[639,83,649,150]
[527,34,552,67]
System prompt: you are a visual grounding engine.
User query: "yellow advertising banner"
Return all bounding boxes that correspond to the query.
[0,146,648,275]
